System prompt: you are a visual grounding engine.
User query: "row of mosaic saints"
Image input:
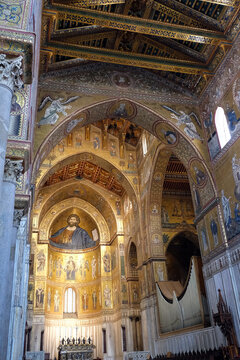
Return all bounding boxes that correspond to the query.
[36,249,114,280]
[33,212,120,311]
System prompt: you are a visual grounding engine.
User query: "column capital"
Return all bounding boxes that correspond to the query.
[3,158,23,184]
[0,54,23,92]
[13,209,24,228]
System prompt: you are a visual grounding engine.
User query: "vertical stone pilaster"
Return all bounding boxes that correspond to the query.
[0,158,23,358]
[0,54,23,195]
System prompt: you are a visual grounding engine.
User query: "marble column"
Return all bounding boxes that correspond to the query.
[7,211,27,360]
[20,243,30,357]
[0,54,23,195]
[0,158,23,359]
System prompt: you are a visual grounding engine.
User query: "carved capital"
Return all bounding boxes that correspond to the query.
[0,54,23,91]
[4,158,23,183]
[13,209,24,228]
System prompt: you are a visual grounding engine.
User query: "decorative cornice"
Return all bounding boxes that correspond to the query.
[3,158,23,184]
[194,197,220,225]
[202,242,240,279]
[13,209,24,228]
[0,54,23,92]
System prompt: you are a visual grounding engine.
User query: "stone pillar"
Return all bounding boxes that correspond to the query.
[130,316,137,351]
[19,239,30,359]
[0,54,23,194]
[0,158,23,359]
[136,317,143,351]
[8,211,27,360]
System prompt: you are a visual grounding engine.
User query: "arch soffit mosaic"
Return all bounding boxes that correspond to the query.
[147,145,171,228]
[34,180,118,233]
[33,97,208,179]
[39,197,110,244]
[148,141,217,214]
[33,98,217,212]
[37,151,135,196]
[35,152,138,223]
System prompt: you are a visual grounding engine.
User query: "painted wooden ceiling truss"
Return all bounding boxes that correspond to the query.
[43,160,125,196]
[163,155,191,195]
[41,0,240,93]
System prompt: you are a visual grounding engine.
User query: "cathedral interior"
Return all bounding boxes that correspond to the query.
[1,0,240,360]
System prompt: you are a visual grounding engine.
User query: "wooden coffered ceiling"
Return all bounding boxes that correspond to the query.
[163,155,191,195]
[43,160,125,196]
[41,0,240,94]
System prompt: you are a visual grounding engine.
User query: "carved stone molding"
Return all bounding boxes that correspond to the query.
[202,244,240,279]
[13,209,24,228]
[18,215,28,239]
[0,54,23,92]
[3,158,23,183]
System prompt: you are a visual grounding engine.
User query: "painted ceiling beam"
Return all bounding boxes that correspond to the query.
[154,0,224,32]
[51,25,110,38]
[56,0,125,6]
[143,36,207,62]
[45,4,226,44]
[44,40,212,74]
[196,0,235,5]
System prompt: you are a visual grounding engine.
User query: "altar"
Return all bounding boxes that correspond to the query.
[58,337,96,360]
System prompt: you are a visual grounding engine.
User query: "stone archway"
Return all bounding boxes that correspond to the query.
[32,98,219,240]
[165,231,200,286]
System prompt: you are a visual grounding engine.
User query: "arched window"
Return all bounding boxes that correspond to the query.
[215,107,231,148]
[142,134,147,156]
[129,242,138,276]
[64,288,76,313]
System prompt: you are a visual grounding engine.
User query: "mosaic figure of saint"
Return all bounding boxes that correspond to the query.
[113,103,128,118]
[48,254,53,278]
[161,129,177,145]
[234,203,240,223]
[201,228,208,251]
[91,256,97,279]
[47,288,51,311]
[83,260,89,279]
[64,256,77,280]
[210,218,218,246]
[55,257,62,277]
[36,288,44,308]
[36,250,46,272]
[82,290,88,310]
[194,166,206,185]
[9,94,22,136]
[103,252,111,272]
[54,290,60,312]
[50,214,96,250]
[221,190,232,231]
[104,285,111,307]
[92,290,97,309]
[93,135,100,149]
[110,142,116,156]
